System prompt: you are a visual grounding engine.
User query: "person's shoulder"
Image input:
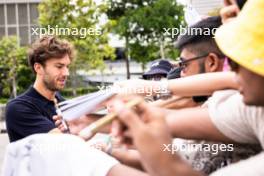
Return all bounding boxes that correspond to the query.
[7,93,32,107]
[210,90,264,121]
[204,90,240,108]
[6,90,39,112]
[212,90,239,101]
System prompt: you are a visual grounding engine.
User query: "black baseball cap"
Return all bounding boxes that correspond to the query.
[143,60,173,79]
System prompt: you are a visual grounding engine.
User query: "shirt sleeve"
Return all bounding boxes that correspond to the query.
[6,100,56,140]
[207,90,258,144]
[210,152,264,176]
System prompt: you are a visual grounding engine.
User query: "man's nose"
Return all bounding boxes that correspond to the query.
[62,67,70,76]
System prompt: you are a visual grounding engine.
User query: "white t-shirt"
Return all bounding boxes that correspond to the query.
[1,134,119,176]
[207,90,264,176]
[207,90,264,147]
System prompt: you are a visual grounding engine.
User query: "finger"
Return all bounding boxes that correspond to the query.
[123,130,132,138]
[222,5,239,16]
[134,100,149,113]
[224,0,236,6]
[55,120,62,126]
[52,115,62,121]
[111,120,123,137]
[112,100,143,132]
[58,124,66,132]
[220,5,240,18]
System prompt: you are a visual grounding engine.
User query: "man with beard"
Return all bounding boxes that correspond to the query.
[5,36,75,142]
[109,0,264,175]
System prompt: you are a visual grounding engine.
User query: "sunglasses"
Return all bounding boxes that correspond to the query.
[179,54,209,70]
[144,74,166,81]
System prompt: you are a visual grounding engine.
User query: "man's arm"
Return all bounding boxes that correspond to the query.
[107,164,148,176]
[168,72,238,96]
[151,96,198,109]
[165,107,235,143]
[6,101,57,141]
[116,72,238,97]
[111,99,204,176]
[110,149,143,170]
[53,114,110,135]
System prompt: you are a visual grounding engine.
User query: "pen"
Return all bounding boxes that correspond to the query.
[54,98,70,133]
[79,98,142,140]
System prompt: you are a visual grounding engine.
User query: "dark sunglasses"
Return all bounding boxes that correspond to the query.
[144,74,166,81]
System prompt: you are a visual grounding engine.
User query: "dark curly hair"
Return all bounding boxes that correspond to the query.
[28,36,75,73]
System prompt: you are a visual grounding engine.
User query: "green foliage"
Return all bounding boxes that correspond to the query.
[0,98,8,104]
[129,41,159,64]
[38,0,115,70]
[38,0,115,95]
[107,0,185,65]
[0,36,33,98]
[60,86,99,97]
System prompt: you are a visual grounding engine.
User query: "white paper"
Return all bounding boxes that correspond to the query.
[58,88,115,121]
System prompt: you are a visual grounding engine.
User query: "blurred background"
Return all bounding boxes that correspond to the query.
[0,0,223,172]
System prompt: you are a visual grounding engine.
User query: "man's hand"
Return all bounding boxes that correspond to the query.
[110,98,202,176]
[53,114,104,135]
[110,149,144,171]
[111,99,171,147]
[111,98,177,176]
[221,0,240,23]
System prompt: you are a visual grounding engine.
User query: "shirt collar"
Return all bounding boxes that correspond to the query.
[26,86,64,105]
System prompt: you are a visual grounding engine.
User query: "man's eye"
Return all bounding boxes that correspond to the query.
[182,63,188,68]
[56,66,63,69]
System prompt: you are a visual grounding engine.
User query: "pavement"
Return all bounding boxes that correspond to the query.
[0,122,6,134]
[0,133,9,174]
[0,121,8,174]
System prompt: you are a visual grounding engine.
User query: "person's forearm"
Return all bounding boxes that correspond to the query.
[141,147,203,176]
[117,72,238,97]
[168,72,238,96]
[151,96,198,109]
[165,108,235,143]
[111,149,143,170]
[107,164,148,176]
[145,72,238,97]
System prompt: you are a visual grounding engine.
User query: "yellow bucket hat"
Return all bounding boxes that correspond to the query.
[215,0,264,76]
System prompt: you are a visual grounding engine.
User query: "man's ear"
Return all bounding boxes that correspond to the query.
[205,53,221,72]
[34,63,44,75]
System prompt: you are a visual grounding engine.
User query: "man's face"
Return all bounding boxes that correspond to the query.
[235,66,264,106]
[145,74,167,81]
[180,48,206,77]
[40,54,71,91]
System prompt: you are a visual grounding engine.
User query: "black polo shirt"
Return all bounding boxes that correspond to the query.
[5,86,65,142]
